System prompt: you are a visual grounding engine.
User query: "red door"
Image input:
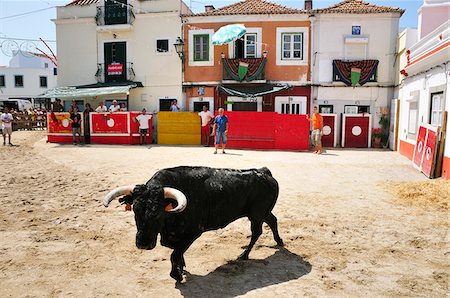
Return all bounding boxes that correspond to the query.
[322,114,337,147]
[413,125,427,169]
[342,114,371,148]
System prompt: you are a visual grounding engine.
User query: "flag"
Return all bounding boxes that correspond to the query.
[351,68,361,86]
[238,61,249,81]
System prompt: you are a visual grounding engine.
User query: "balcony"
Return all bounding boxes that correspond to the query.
[95,5,135,30]
[95,62,135,83]
[222,57,266,83]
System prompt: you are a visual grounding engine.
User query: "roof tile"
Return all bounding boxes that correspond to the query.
[189,0,305,16]
[313,0,404,15]
[66,0,99,6]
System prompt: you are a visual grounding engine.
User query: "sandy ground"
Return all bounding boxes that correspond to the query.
[0,131,448,297]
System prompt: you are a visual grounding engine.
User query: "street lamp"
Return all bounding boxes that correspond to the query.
[173,37,184,61]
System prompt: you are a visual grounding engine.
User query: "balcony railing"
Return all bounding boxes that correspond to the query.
[222,57,266,82]
[95,5,135,26]
[95,62,135,83]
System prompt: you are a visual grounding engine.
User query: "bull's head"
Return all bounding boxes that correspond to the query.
[103,185,187,250]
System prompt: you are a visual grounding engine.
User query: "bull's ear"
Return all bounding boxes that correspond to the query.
[164,198,177,211]
[119,195,134,206]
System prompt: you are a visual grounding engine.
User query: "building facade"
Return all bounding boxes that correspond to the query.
[182,0,311,114]
[310,0,404,147]
[0,53,57,108]
[397,0,449,179]
[54,0,190,111]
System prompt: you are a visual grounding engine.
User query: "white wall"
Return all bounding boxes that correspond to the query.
[54,0,184,111]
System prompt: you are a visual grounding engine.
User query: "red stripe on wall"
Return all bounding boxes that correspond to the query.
[406,41,450,68]
[442,156,450,180]
[399,139,415,160]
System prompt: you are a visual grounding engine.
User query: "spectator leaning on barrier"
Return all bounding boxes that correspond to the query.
[198,105,214,147]
[1,107,14,146]
[70,106,82,145]
[306,105,324,154]
[95,102,107,113]
[134,108,152,145]
[120,103,127,111]
[83,103,94,144]
[212,108,229,154]
[109,100,121,113]
[52,99,64,112]
[171,99,180,112]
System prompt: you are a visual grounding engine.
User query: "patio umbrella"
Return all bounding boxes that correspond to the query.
[212,24,246,45]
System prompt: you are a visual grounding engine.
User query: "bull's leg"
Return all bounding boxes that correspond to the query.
[238,220,263,260]
[169,234,200,282]
[264,212,284,246]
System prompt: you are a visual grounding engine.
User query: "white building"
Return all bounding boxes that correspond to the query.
[52,0,191,111]
[0,53,57,108]
[310,0,404,147]
[397,0,450,179]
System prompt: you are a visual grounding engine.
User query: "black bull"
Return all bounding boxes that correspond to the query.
[103,166,284,281]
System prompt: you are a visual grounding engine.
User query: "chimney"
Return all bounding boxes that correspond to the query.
[304,0,312,10]
[205,5,215,12]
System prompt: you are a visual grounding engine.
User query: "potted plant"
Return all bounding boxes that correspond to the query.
[372,127,382,148]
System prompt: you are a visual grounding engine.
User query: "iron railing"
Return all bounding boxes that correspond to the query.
[95,62,135,83]
[95,5,135,26]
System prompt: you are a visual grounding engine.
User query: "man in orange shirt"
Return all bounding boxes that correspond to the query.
[306,105,324,154]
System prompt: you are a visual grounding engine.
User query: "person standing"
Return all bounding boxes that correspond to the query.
[212,108,229,154]
[171,99,180,112]
[306,105,324,154]
[52,99,64,112]
[70,106,82,145]
[1,107,14,146]
[198,105,214,146]
[134,108,152,145]
[83,103,94,144]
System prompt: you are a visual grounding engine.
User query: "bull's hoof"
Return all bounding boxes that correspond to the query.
[237,252,249,260]
[276,238,284,247]
[170,270,183,282]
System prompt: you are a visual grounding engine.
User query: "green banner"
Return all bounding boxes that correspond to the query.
[351,68,361,86]
[238,62,249,81]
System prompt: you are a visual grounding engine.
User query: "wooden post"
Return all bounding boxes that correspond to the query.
[434,111,447,178]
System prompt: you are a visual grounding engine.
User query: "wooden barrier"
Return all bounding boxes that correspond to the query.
[158,112,201,145]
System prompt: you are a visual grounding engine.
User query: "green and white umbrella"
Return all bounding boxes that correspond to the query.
[212,24,246,45]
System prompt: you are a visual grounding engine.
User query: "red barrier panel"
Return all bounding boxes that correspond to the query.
[47,112,83,143]
[226,112,276,149]
[90,112,130,144]
[221,112,309,151]
[274,114,309,150]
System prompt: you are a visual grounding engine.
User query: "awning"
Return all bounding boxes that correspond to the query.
[36,85,136,98]
[218,84,291,98]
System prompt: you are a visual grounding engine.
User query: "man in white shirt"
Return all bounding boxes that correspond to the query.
[1,107,14,146]
[95,102,107,113]
[108,100,121,112]
[135,108,152,145]
[198,105,214,146]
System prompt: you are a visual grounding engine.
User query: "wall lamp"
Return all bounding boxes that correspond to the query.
[173,37,184,61]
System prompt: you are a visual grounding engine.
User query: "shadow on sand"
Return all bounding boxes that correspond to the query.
[175,247,311,297]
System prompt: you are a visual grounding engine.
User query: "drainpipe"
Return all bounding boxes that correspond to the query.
[308,14,316,112]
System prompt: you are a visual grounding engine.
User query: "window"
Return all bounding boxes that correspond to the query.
[430,92,444,127]
[319,105,334,114]
[44,63,49,68]
[39,76,47,88]
[408,101,418,137]
[159,98,174,111]
[352,26,361,35]
[14,75,23,87]
[156,39,169,53]
[276,27,308,66]
[193,34,209,61]
[0,75,5,87]
[282,33,303,60]
[53,68,57,75]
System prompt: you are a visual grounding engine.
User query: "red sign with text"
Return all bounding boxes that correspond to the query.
[107,63,123,75]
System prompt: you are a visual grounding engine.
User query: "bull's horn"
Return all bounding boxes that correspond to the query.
[164,187,187,213]
[103,185,136,207]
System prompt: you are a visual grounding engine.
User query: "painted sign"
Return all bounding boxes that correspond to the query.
[107,63,123,75]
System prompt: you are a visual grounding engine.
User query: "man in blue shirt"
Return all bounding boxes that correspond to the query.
[212,108,229,154]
